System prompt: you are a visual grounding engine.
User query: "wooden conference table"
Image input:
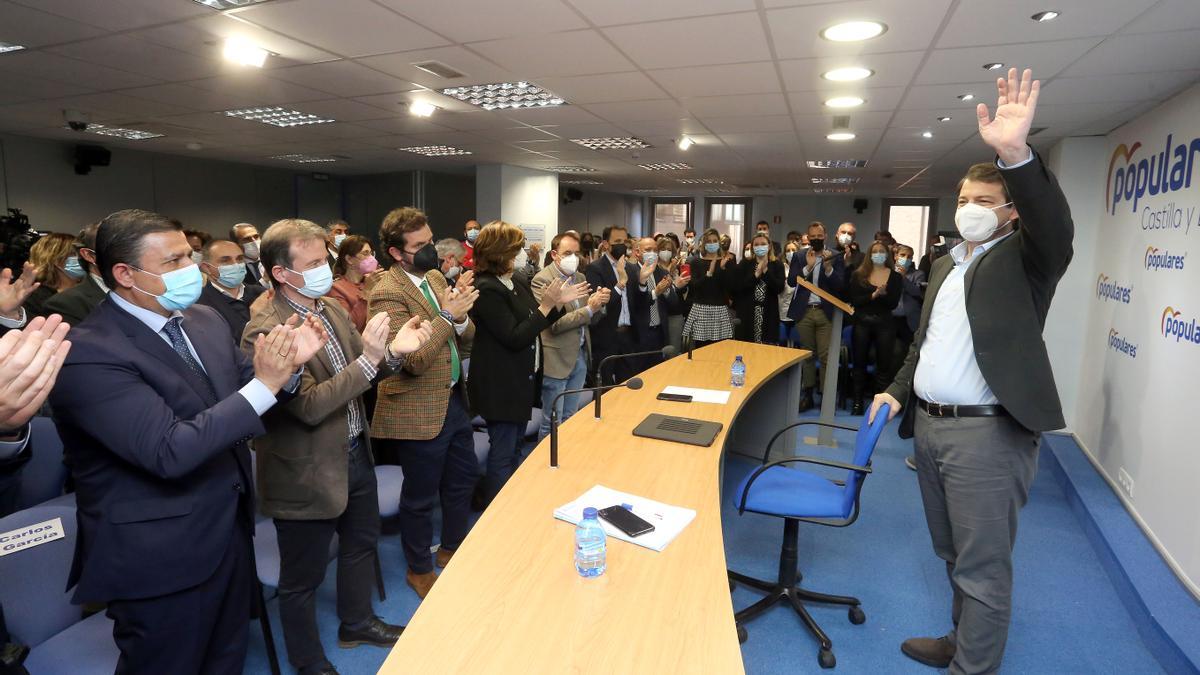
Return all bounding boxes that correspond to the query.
[379,341,808,674]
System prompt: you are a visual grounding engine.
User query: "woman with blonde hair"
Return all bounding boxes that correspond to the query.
[24,232,82,318]
[467,220,588,506]
[732,231,786,344]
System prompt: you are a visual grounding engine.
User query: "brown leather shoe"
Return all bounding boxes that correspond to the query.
[406,569,437,599]
[901,636,955,668]
[436,547,455,569]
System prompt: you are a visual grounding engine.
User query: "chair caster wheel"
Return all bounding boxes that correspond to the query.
[818,648,836,669]
[848,606,866,624]
[737,625,747,644]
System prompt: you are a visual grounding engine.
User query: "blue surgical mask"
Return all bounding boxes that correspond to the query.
[466,229,479,242]
[896,257,911,269]
[131,264,204,312]
[753,245,769,258]
[871,252,887,265]
[333,234,347,249]
[704,242,720,254]
[62,256,85,280]
[286,264,334,299]
[216,263,247,288]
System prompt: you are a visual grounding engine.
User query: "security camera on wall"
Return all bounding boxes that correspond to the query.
[64,109,91,131]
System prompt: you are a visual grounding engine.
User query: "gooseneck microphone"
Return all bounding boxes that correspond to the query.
[549,377,644,468]
[596,345,680,386]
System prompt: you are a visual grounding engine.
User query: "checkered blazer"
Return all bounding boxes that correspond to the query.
[367,266,474,441]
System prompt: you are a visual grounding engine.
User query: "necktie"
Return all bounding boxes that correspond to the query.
[649,275,661,327]
[419,279,461,382]
[162,316,217,401]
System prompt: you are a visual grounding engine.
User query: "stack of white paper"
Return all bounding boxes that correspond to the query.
[553,484,697,552]
[660,385,731,404]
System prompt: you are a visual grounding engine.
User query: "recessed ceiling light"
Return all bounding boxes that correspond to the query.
[937,116,952,122]
[0,42,25,54]
[1031,10,1060,22]
[807,159,868,169]
[545,165,597,173]
[638,162,692,171]
[826,132,856,141]
[76,124,165,140]
[570,137,650,150]
[192,0,275,9]
[270,153,343,163]
[398,145,472,157]
[676,178,725,184]
[822,67,874,82]
[677,136,694,151]
[632,188,667,193]
[820,21,887,42]
[705,187,736,193]
[824,96,865,109]
[811,177,860,185]
[223,107,334,127]
[922,130,934,139]
[957,93,975,101]
[983,62,1005,71]
[441,81,566,111]
[222,37,268,67]
[408,101,437,117]
[560,179,603,185]
[813,186,855,193]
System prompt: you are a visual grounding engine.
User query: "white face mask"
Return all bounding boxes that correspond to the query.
[642,251,658,265]
[242,240,259,260]
[837,233,853,246]
[658,250,673,263]
[785,250,795,263]
[954,201,1013,243]
[512,248,528,273]
[444,266,460,280]
[190,251,203,265]
[557,253,579,276]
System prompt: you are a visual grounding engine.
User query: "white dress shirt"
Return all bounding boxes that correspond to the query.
[108,292,285,414]
[913,233,1013,405]
[605,254,633,327]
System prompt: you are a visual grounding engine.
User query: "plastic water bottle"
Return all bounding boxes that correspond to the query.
[731,355,746,388]
[574,507,607,577]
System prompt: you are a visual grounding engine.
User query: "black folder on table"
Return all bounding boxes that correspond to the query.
[633,413,723,447]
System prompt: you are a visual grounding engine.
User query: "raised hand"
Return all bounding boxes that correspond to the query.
[290,313,329,365]
[615,260,628,287]
[586,287,610,312]
[756,256,768,277]
[253,323,298,393]
[654,275,671,295]
[0,315,71,432]
[978,67,1040,165]
[438,285,478,321]
[557,279,590,306]
[389,314,433,355]
[538,277,567,307]
[454,269,474,294]
[0,262,40,318]
[638,260,656,284]
[673,273,691,289]
[360,311,391,364]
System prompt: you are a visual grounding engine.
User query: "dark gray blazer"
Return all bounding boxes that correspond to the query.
[886,148,1074,437]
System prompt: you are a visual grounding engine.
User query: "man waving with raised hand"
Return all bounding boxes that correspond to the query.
[870,68,1074,674]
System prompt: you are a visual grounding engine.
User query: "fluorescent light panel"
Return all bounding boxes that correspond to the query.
[193,0,275,9]
[826,132,856,141]
[676,178,724,184]
[825,96,864,108]
[223,107,334,127]
[807,159,868,169]
[270,154,342,163]
[813,186,854,193]
[638,162,691,171]
[811,177,860,184]
[560,179,603,185]
[822,67,873,82]
[441,81,566,111]
[545,166,597,173]
[80,124,164,140]
[0,42,25,54]
[632,188,667,193]
[571,137,650,150]
[398,145,472,157]
[222,38,267,67]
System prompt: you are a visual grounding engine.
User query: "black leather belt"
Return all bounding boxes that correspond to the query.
[917,398,1007,418]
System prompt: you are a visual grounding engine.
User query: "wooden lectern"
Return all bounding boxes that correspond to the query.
[794,277,855,447]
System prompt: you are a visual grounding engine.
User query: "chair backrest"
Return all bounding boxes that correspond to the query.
[16,417,68,510]
[839,405,890,516]
[0,504,80,647]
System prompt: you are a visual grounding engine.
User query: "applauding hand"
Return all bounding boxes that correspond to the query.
[978,67,1039,165]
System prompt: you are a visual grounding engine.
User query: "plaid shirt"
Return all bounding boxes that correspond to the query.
[283,295,375,443]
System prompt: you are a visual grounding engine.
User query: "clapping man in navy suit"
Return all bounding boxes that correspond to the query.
[50,209,326,674]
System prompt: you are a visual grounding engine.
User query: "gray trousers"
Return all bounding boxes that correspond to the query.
[913,408,1040,675]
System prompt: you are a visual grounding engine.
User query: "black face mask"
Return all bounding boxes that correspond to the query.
[609,243,627,259]
[409,243,440,272]
[809,237,825,252]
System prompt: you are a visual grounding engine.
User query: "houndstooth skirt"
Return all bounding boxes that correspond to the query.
[683,303,734,342]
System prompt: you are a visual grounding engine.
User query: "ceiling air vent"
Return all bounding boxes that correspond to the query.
[412,61,465,79]
[831,116,851,130]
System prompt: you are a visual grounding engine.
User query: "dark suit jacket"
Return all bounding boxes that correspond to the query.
[49,299,267,603]
[895,268,927,333]
[467,273,563,422]
[732,258,786,341]
[632,266,681,349]
[886,149,1073,437]
[584,256,647,353]
[43,276,106,327]
[244,261,265,287]
[786,252,846,321]
[196,283,266,344]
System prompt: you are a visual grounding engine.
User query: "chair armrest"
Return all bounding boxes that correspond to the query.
[738,456,872,514]
[761,419,859,464]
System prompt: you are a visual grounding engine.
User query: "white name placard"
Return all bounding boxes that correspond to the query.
[0,517,65,557]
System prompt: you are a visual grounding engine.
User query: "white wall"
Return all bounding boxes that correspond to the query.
[558,189,645,236]
[1048,83,1200,596]
[475,164,558,247]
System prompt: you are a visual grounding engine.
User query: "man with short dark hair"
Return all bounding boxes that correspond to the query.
[872,69,1072,675]
[231,222,265,286]
[786,221,845,411]
[50,209,322,674]
[836,222,864,282]
[196,239,265,343]
[44,224,107,326]
[325,220,350,268]
[755,220,781,256]
[584,225,652,384]
[461,219,481,270]
[682,228,697,255]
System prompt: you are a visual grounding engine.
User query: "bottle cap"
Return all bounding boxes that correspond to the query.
[621,503,633,511]
[582,507,598,519]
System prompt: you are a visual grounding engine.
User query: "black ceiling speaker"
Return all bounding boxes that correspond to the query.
[74,144,111,176]
[561,187,584,204]
[853,198,868,214]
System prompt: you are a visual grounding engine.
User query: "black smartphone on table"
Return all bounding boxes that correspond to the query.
[597,505,656,538]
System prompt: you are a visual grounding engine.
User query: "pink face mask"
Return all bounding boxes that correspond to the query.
[358,255,379,274]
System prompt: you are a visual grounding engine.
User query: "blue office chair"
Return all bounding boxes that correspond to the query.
[15,417,69,510]
[727,405,889,669]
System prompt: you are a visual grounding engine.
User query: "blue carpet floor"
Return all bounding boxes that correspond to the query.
[242,411,1167,674]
